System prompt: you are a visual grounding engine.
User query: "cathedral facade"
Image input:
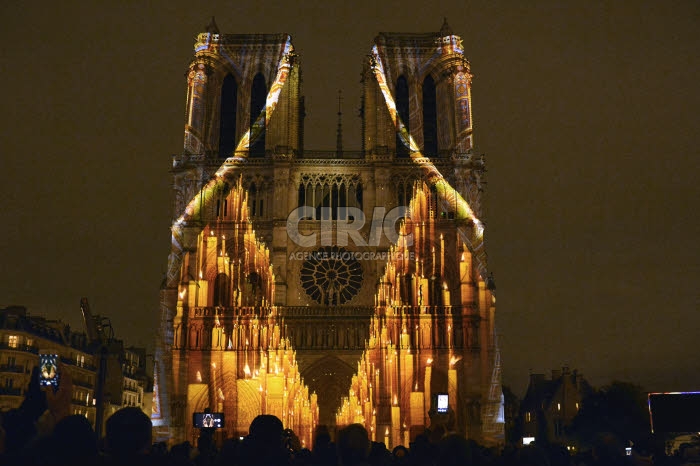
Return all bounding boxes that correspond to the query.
[153,20,503,446]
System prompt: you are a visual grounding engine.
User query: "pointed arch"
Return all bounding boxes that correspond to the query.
[298,184,306,207]
[422,74,438,156]
[301,355,356,426]
[250,73,267,157]
[395,75,410,158]
[218,74,238,157]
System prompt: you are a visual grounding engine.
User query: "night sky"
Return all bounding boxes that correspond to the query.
[2,1,698,396]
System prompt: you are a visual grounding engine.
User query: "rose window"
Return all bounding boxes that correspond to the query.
[300,246,363,305]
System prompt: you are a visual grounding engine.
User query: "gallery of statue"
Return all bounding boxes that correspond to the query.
[153,19,504,447]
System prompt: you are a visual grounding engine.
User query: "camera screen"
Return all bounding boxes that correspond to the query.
[193,412,224,428]
[39,354,60,388]
[437,393,449,413]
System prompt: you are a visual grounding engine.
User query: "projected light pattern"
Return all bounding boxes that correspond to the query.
[157,27,502,444]
[369,44,487,276]
[167,36,294,289]
[335,33,502,445]
[222,38,294,160]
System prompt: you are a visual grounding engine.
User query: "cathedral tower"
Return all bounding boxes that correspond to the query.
[153,19,503,445]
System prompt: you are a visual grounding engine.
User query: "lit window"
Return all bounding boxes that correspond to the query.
[557,403,561,411]
[26,338,33,347]
[575,402,579,410]
[526,411,531,422]
[8,335,18,348]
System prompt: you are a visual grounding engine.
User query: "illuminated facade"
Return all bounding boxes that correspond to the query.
[154,19,503,446]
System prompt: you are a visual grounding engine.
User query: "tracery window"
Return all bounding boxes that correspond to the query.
[300,246,363,305]
[297,174,362,220]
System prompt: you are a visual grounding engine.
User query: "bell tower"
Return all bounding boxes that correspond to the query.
[362,19,474,159]
[153,24,311,443]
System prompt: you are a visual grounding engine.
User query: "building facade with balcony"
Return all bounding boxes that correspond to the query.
[1,305,154,431]
[0,305,97,423]
[121,346,151,414]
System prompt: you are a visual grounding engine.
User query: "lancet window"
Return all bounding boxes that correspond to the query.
[218,74,238,158]
[215,198,229,218]
[395,75,410,158]
[247,182,265,218]
[422,75,438,156]
[250,73,267,157]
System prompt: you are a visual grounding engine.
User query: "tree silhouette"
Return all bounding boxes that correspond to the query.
[569,381,650,448]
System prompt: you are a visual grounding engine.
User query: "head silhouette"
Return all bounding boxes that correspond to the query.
[248,414,284,445]
[105,407,152,460]
[336,423,370,466]
[52,414,97,463]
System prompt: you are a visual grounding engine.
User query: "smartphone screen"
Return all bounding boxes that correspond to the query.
[437,393,449,413]
[39,354,60,389]
[192,412,224,428]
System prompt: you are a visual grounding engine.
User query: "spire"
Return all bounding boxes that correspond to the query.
[206,16,220,34]
[440,17,452,37]
[336,89,343,156]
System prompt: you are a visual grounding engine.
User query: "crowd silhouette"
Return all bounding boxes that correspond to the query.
[0,369,695,465]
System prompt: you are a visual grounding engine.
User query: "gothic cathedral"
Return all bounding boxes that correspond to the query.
[153,19,504,447]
